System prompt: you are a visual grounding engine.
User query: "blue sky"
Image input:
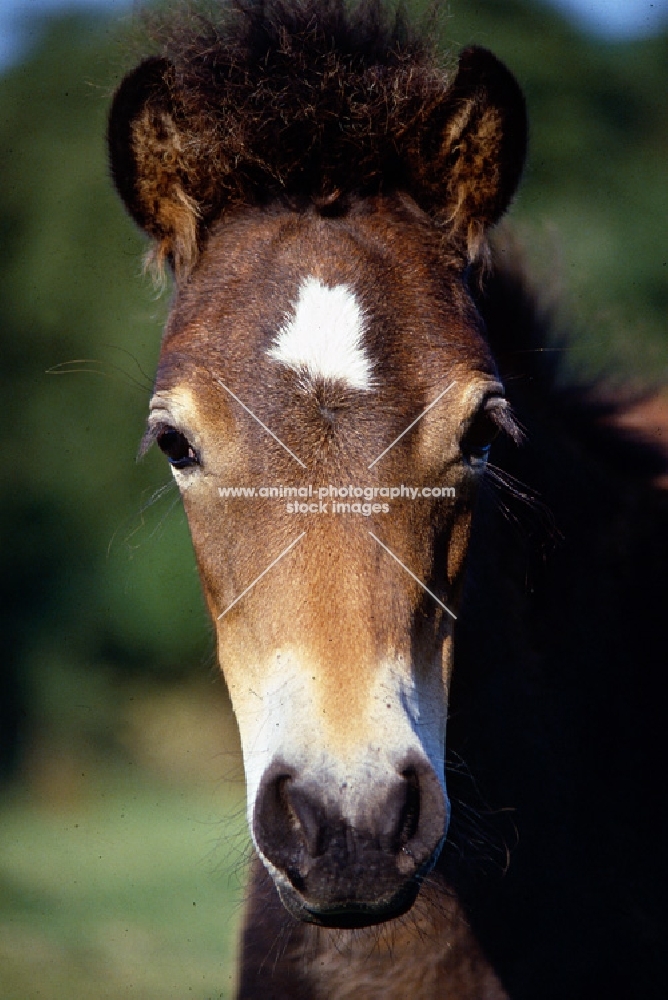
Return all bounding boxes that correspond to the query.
[548,0,668,35]
[1,0,668,68]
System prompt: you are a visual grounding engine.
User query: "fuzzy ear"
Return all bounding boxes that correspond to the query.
[415,46,527,258]
[108,57,202,278]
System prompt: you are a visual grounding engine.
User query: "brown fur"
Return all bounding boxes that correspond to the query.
[238,855,508,999]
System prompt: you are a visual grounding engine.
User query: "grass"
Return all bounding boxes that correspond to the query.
[0,690,250,1000]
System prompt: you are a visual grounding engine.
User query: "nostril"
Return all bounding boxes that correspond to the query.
[397,768,421,847]
[270,774,289,809]
[254,772,324,892]
[394,755,448,874]
[285,864,306,893]
[288,785,328,857]
[377,768,421,853]
[253,763,330,880]
[253,765,302,869]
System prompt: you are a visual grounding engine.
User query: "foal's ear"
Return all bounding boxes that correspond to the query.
[108,57,202,279]
[417,46,527,258]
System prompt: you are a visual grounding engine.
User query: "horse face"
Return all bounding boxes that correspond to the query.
[109,34,526,926]
[144,203,510,925]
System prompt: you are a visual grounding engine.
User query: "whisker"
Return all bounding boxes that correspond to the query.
[482,463,560,545]
[103,344,155,391]
[46,357,152,395]
[106,479,179,556]
[485,463,541,508]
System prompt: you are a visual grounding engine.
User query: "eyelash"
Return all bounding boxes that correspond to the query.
[461,399,521,463]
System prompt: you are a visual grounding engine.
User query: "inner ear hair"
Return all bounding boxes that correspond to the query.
[108,57,201,281]
[415,46,527,261]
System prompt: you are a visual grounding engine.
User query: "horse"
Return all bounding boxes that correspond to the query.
[107,2,668,997]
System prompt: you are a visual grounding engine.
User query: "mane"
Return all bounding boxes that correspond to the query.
[139,0,452,211]
[442,249,668,957]
[477,245,668,487]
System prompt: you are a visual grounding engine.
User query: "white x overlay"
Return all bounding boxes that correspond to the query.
[215,377,306,468]
[367,381,456,469]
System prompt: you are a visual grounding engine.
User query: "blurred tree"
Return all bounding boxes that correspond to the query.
[0,12,211,781]
[445,0,668,371]
[1,1,666,781]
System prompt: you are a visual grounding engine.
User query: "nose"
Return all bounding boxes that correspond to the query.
[252,754,448,926]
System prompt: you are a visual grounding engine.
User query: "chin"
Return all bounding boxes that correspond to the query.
[276,878,421,929]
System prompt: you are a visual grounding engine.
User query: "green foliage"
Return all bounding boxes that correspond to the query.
[0,775,245,999]
[0,13,212,777]
[445,0,668,373]
[1,1,666,773]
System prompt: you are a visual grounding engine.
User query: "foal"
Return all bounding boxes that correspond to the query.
[108,2,668,997]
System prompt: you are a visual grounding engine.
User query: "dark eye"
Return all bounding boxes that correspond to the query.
[156,426,200,469]
[461,402,502,463]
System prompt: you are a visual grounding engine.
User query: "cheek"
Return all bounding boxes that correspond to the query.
[441,632,454,688]
[215,626,265,702]
[183,500,258,617]
[190,544,227,621]
[446,509,474,587]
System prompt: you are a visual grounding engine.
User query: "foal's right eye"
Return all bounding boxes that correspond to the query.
[156,426,200,469]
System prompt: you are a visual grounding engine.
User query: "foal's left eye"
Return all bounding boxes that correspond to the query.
[461,403,502,463]
[156,426,200,469]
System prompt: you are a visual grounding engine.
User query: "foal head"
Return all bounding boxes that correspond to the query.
[109,2,525,928]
